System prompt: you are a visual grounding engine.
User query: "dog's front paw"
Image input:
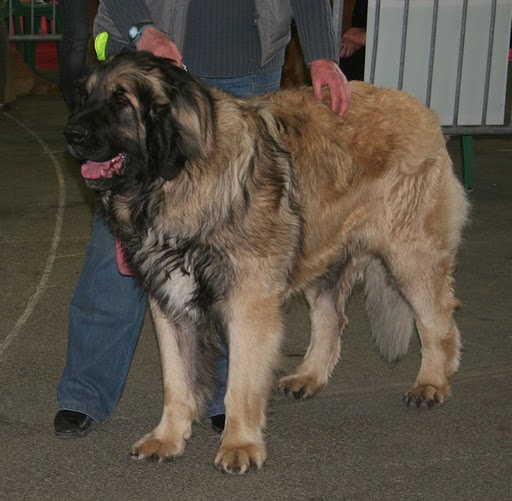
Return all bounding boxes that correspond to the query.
[404,383,451,409]
[214,442,266,474]
[278,374,326,400]
[130,433,187,462]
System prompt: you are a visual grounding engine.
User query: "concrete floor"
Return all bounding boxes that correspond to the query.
[0,95,511,501]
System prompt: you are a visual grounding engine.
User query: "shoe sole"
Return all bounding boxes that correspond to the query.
[54,426,93,439]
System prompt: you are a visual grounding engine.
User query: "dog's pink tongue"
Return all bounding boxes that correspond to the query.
[115,240,134,276]
[81,160,110,179]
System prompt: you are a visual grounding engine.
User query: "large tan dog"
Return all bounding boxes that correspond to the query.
[64,51,468,474]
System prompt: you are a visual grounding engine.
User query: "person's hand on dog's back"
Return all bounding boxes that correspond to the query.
[310,59,351,117]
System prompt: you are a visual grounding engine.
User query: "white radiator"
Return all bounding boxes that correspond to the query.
[365,0,512,126]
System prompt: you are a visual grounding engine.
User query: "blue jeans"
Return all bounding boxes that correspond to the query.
[57,70,282,423]
[201,70,282,97]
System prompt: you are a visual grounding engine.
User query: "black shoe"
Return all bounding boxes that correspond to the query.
[54,410,93,439]
[210,413,225,434]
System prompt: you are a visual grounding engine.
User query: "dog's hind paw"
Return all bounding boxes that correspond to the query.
[214,443,266,475]
[278,374,326,400]
[404,384,450,409]
[130,434,186,463]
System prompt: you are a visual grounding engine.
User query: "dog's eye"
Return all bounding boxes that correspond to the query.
[112,89,130,107]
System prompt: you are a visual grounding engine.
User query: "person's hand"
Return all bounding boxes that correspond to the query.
[340,28,366,59]
[135,26,184,67]
[310,59,351,117]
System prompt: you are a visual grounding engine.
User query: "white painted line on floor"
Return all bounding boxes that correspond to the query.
[0,112,67,359]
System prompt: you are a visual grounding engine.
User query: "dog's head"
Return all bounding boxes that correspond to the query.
[64,50,216,191]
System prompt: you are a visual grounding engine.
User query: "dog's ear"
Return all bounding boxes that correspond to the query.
[145,67,216,181]
[162,71,216,180]
[161,123,190,180]
[145,103,189,181]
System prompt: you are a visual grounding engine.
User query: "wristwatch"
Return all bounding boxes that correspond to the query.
[128,22,155,46]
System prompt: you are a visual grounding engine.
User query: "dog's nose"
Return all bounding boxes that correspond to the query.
[64,124,89,144]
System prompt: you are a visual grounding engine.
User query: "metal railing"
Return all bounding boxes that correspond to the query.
[4,0,61,42]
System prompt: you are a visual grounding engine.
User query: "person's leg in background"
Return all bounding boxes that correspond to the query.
[58,0,94,110]
[0,0,16,110]
[55,216,147,437]
[55,0,152,439]
[54,0,116,438]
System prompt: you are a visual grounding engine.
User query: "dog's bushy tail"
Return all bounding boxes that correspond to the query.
[363,258,415,361]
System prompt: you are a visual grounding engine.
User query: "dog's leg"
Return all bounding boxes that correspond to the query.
[279,260,360,399]
[214,293,283,474]
[387,249,461,408]
[130,299,201,461]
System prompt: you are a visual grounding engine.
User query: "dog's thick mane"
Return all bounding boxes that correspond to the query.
[85,53,301,319]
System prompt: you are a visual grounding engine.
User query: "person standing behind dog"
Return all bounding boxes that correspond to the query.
[58,0,96,110]
[54,0,351,439]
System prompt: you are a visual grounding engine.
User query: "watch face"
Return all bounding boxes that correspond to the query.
[129,26,138,40]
